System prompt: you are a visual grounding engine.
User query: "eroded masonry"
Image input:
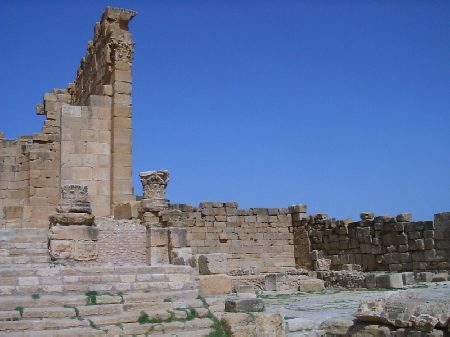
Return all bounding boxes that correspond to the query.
[1,7,449,337]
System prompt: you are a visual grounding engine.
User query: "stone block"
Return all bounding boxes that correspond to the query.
[199,274,232,296]
[401,272,415,285]
[415,272,433,282]
[49,213,94,226]
[375,273,404,289]
[288,204,307,213]
[150,246,169,265]
[314,258,331,271]
[431,272,448,282]
[221,313,285,337]
[169,228,187,248]
[73,241,98,261]
[225,297,265,312]
[48,225,98,241]
[360,212,375,221]
[396,213,412,222]
[298,278,325,292]
[149,228,168,246]
[198,253,228,275]
[113,201,139,220]
[49,240,74,260]
[265,273,288,291]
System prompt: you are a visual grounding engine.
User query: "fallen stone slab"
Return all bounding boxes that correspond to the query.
[287,317,319,332]
[198,253,228,275]
[225,297,265,313]
[221,312,285,337]
[375,273,404,289]
[355,291,450,332]
[298,278,325,292]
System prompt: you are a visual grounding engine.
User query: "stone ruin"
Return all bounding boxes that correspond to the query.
[0,6,449,337]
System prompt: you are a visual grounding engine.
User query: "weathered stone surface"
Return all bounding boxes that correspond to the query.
[48,225,98,241]
[225,297,265,313]
[56,185,92,214]
[198,253,228,275]
[298,278,325,292]
[288,204,307,213]
[49,213,95,226]
[139,170,169,210]
[375,273,404,289]
[396,213,412,222]
[265,273,288,291]
[360,212,375,221]
[113,201,140,219]
[221,312,285,337]
[355,292,450,331]
[199,274,232,296]
[320,318,354,336]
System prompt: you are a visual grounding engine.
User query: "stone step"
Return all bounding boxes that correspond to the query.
[1,325,213,336]
[0,255,49,265]
[0,229,48,243]
[0,242,48,249]
[0,290,200,311]
[0,247,48,256]
[0,264,195,275]
[0,307,214,334]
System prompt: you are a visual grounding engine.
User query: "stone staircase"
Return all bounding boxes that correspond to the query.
[0,228,49,265]
[0,264,216,336]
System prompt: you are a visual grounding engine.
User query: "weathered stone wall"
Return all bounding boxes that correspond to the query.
[68,7,136,208]
[172,202,295,273]
[294,212,450,272]
[0,7,135,228]
[95,217,147,264]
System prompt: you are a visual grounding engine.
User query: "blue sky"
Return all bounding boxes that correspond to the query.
[1,1,449,220]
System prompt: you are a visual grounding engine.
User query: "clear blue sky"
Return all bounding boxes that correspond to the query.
[1,1,449,220]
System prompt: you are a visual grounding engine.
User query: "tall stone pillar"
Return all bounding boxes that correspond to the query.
[139,170,170,265]
[48,185,98,262]
[288,204,312,269]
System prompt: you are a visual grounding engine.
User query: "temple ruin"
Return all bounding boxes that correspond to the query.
[0,7,449,337]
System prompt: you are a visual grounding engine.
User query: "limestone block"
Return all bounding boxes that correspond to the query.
[170,247,195,266]
[169,228,187,248]
[401,272,415,285]
[113,201,139,220]
[141,211,160,226]
[221,313,285,337]
[265,273,288,291]
[4,206,23,220]
[375,273,404,289]
[225,297,265,313]
[49,240,74,259]
[314,258,331,271]
[149,228,168,246]
[49,213,94,226]
[288,204,307,213]
[199,274,232,296]
[48,225,98,241]
[431,273,448,282]
[73,241,98,261]
[396,213,412,222]
[198,253,228,275]
[149,246,169,265]
[360,212,375,220]
[416,272,433,283]
[298,278,325,292]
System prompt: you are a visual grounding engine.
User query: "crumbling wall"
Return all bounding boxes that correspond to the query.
[0,7,136,228]
[296,212,450,272]
[173,202,295,273]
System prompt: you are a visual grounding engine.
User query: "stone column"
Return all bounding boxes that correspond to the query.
[288,204,312,269]
[48,185,98,262]
[139,170,170,264]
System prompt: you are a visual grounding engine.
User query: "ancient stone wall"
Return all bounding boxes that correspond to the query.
[95,217,147,264]
[294,212,450,272]
[172,202,296,273]
[0,7,135,228]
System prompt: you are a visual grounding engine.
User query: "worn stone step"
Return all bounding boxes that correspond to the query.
[0,289,200,311]
[0,255,49,264]
[0,317,89,331]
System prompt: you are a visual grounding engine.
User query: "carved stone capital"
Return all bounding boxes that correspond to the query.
[56,185,92,214]
[139,170,170,212]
